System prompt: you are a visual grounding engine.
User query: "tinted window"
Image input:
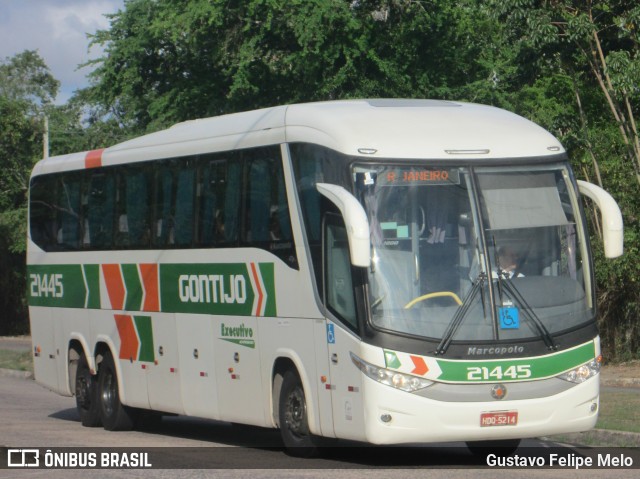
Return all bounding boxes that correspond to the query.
[28,146,298,269]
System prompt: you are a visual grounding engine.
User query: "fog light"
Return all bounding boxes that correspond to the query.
[380,414,392,423]
[590,402,598,413]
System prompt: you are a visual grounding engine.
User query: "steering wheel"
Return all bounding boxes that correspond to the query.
[404,291,463,309]
[371,294,386,310]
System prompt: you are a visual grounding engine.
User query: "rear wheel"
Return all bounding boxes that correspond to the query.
[98,351,137,431]
[278,370,320,457]
[75,353,101,427]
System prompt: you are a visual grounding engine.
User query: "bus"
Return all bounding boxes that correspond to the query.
[27,99,623,455]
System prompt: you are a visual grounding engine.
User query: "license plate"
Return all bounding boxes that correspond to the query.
[480,410,518,427]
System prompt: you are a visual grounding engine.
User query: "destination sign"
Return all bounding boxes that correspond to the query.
[379,167,460,186]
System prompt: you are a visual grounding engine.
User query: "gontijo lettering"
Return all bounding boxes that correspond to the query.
[178,274,247,304]
[160,262,277,317]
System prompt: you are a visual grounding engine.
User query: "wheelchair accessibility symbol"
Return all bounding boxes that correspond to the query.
[327,324,336,344]
[499,306,520,329]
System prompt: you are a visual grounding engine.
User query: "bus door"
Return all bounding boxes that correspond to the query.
[323,213,366,441]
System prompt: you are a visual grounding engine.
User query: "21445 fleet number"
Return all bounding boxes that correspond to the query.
[30,273,64,298]
[467,365,531,381]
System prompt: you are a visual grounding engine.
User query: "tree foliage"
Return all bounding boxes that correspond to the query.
[0,50,60,333]
[488,0,640,184]
[0,50,59,107]
[85,0,498,132]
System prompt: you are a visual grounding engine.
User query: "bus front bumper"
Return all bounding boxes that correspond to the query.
[361,375,599,445]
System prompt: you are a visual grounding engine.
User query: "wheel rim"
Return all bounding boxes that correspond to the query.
[284,385,306,437]
[102,370,116,417]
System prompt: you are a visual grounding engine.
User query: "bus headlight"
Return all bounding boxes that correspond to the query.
[557,358,601,383]
[350,352,434,392]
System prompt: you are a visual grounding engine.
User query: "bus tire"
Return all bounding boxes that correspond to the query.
[98,351,137,431]
[278,369,320,457]
[75,353,101,427]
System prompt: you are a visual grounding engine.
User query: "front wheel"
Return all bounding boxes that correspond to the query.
[278,370,320,457]
[98,351,137,431]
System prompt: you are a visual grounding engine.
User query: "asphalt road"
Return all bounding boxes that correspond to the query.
[0,375,638,479]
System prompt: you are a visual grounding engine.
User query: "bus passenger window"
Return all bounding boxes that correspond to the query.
[29,176,57,250]
[197,159,219,246]
[243,147,297,267]
[30,174,85,252]
[224,160,242,243]
[174,167,195,246]
[247,158,271,243]
[87,173,115,249]
[154,168,175,247]
[57,177,83,250]
[125,169,152,247]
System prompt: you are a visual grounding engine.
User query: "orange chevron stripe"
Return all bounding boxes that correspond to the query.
[115,314,139,361]
[410,355,429,375]
[85,148,105,169]
[139,264,159,312]
[103,264,125,310]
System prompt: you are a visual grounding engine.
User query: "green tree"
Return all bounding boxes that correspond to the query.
[85,0,499,132]
[0,50,59,251]
[487,0,640,185]
[0,50,59,107]
[0,50,59,334]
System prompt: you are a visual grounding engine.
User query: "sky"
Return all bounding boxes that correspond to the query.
[0,0,125,104]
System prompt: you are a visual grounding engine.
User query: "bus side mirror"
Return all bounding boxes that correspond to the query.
[316,183,371,267]
[577,180,624,258]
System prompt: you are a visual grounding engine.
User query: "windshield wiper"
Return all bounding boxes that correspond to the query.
[436,272,487,355]
[498,278,558,351]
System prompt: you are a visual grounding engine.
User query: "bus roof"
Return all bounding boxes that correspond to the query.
[32,99,565,176]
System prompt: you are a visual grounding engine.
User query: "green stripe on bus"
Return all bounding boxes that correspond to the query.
[83,264,101,309]
[259,263,277,317]
[434,341,595,383]
[28,262,277,318]
[122,264,143,311]
[134,315,155,362]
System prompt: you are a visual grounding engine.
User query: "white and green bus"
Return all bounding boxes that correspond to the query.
[27,99,623,454]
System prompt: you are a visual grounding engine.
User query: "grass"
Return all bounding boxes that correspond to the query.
[0,349,33,372]
[596,389,640,433]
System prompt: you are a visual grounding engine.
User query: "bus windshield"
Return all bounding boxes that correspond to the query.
[353,163,593,345]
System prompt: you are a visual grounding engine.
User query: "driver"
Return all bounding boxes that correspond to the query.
[496,246,524,279]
